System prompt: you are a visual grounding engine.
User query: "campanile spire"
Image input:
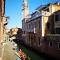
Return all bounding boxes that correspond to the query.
[22,0,30,33]
[22,0,29,19]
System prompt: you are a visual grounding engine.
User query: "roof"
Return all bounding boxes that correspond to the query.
[54,10,60,14]
[36,3,50,11]
[36,2,60,11]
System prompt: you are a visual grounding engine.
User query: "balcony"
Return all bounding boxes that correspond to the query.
[41,11,51,16]
[3,16,8,25]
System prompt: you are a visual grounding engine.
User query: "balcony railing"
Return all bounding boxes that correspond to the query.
[45,34,60,41]
[55,21,60,28]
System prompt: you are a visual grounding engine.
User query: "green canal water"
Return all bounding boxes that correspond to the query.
[18,44,55,60]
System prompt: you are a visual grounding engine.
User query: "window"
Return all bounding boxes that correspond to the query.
[55,14,60,21]
[58,42,60,49]
[34,22,36,33]
[38,37,40,45]
[56,28,60,34]
[31,22,33,29]
[38,20,41,30]
[49,42,53,47]
[23,31,25,34]
[47,22,50,29]
[34,22,36,28]
[29,24,31,29]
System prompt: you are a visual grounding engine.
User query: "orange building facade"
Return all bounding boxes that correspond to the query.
[9,27,23,43]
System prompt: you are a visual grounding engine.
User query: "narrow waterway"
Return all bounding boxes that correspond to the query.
[17,44,56,60]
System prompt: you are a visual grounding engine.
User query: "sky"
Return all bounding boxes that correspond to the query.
[5,0,60,29]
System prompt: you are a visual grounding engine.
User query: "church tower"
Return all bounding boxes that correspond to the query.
[22,0,29,20]
[22,0,29,33]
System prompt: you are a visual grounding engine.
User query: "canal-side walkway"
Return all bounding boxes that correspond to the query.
[0,42,21,60]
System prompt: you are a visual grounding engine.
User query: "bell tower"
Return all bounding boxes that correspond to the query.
[22,0,29,20]
[22,0,29,33]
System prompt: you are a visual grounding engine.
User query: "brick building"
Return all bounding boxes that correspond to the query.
[0,0,8,43]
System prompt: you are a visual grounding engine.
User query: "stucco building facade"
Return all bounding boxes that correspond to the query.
[22,2,60,59]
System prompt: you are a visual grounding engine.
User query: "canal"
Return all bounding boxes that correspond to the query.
[17,44,56,60]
